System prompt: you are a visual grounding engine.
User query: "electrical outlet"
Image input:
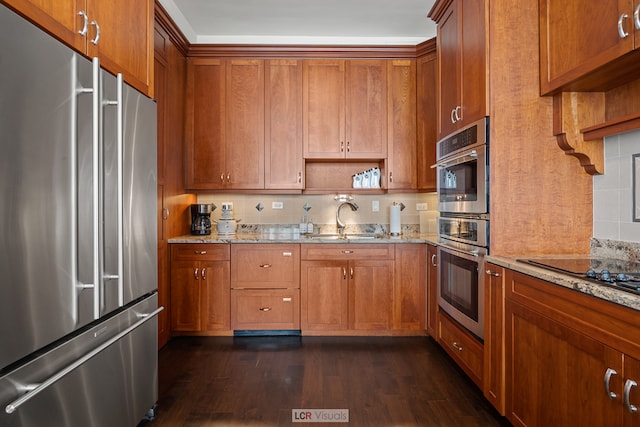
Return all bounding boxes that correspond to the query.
[272,201,284,209]
[416,203,428,211]
[371,200,380,212]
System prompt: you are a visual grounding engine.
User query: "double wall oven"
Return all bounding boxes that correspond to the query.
[434,117,489,340]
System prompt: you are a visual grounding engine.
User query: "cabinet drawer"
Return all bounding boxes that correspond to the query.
[231,289,300,330]
[301,244,394,260]
[438,312,484,388]
[231,244,300,288]
[171,243,230,261]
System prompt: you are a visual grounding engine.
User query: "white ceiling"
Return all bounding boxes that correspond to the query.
[158,0,437,45]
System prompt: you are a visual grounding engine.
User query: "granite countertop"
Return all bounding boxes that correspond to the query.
[169,231,439,245]
[487,254,640,313]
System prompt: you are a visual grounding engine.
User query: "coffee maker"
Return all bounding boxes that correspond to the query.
[190,204,213,235]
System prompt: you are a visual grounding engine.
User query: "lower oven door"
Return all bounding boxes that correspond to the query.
[437,243,485,340]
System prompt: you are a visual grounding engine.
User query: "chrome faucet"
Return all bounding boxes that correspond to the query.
[336,201,359,236]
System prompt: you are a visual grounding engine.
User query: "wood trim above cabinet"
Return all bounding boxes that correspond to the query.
[187,44,422,59]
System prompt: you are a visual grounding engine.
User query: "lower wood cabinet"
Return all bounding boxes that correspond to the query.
[230,243,300,330]
[170,244,230,333]
[483,263,505,414]
[230,289,300,330]
[437,311,484,388]
[426,244,438,336]
[300,244,425,335]
[504,269,640,427]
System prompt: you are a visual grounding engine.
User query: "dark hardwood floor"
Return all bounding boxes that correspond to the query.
[145,336,511,426]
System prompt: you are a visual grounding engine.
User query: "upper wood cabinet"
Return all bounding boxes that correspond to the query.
[2,0,154,96]
[539,0,640,95]
[185,58,265,190]
[417,51,438,192]
[429,0,488,140]
[303,60,388,160]
[386,60,417,191]
[265,59,303,190]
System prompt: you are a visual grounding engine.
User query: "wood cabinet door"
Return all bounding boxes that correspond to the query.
[231,289,300,330]
[300,260,349,331]
[539,0,634,95]
[505,299,623,427]
[303,60,346,159]
[231,244,300,288]
[417,53,438,192]
[225,59,265,189]
[393,244,425,330]
[348,260,393,330]
[86,0,154,96]
[387,60,417,190]
[436,0,461,140]
[265,59,303,189]
[483,263,505,415]
[345,60,387,159]
[170,259,201,331]
[201,260,230,331]
[185,58,226,190]
[459,0,488,127]
[624,356,640,427]
[2,0,85,51]
[426,244,438,337]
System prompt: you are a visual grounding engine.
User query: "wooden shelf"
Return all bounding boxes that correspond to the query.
[582,111,640,141]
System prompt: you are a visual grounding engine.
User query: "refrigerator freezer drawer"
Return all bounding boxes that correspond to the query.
[0,294,159,427]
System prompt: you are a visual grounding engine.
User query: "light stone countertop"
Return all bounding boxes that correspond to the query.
[168,231,439,245]
[486,254,640,313]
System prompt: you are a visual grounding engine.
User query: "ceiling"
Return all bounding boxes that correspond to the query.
[158,0,437,45]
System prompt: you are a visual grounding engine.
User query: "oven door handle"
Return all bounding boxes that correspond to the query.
[431,150,478,169]
[440,244,481,258]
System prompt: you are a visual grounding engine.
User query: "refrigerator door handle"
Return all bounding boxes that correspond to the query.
[102,73,125,307]
[4,306,164,415]
[74,57,101,321]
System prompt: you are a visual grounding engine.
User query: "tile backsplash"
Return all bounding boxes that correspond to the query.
[198,193,439,234]
[594,130,640,243]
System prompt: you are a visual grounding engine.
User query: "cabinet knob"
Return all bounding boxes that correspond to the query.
[485,269,501,277]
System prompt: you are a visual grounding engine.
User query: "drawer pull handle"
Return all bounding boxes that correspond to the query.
[343,268,347,280]
[341,250,353,254]
[201,268,206,280]
[452,341,463,352]
[259,307,272,312]
[282,251,292,257]
[260,264,272,268]
[350,267,354,279]
[194,268,199,280]
[604,368,618,400]
[194,250,207,255]
[283,297,292,302]
[431,254,437,267]
[624,379,638,413]
[619,13,630,38]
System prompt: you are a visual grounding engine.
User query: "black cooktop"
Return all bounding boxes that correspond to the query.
[518,257,640,294]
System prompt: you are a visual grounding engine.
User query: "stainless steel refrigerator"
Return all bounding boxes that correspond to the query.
[0,4,161,426]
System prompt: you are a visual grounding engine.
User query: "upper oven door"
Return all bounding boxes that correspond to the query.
[436,144,488,214]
